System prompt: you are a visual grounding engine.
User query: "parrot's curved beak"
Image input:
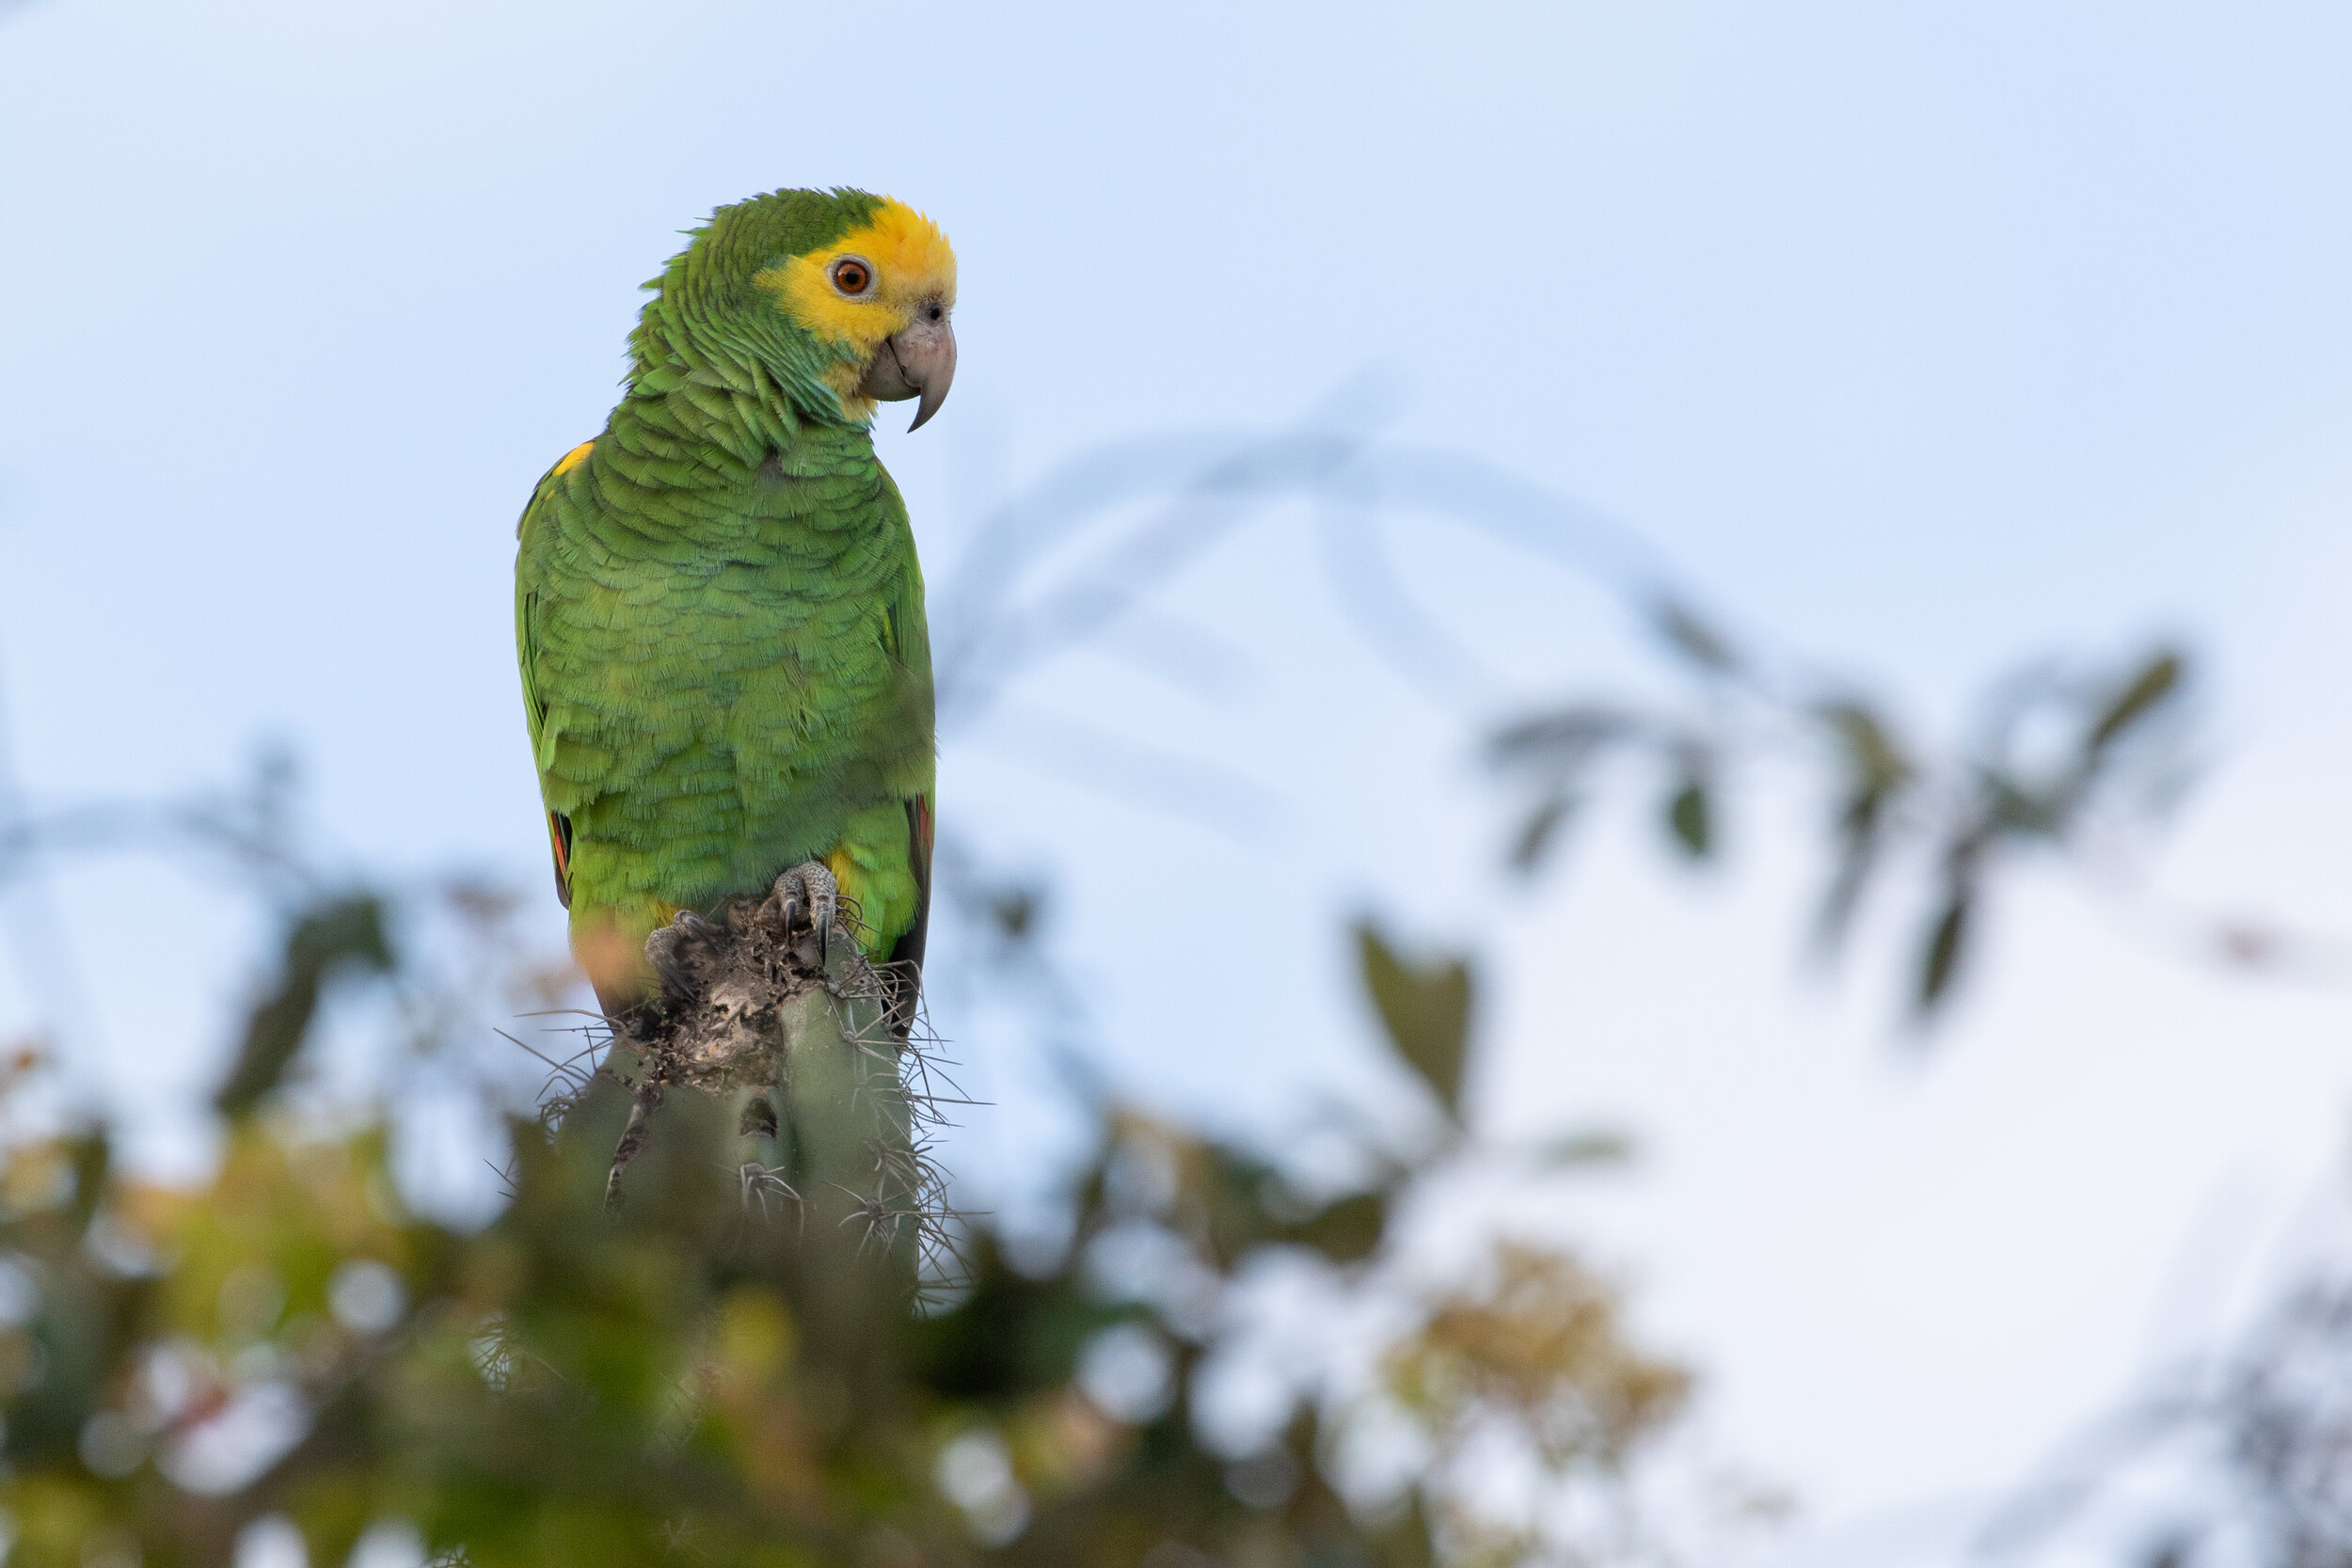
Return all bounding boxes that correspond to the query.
[856,307,957,431]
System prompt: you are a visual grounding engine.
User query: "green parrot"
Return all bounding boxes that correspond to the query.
[514,187,955,1021]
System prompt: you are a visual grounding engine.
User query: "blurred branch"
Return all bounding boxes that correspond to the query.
[922,409,2327,1026]
[0,746,318,901]
[0,639,103,1075]
[1978,1254,2352,1568]
[969,703,1294,845]
[213,894,394,1119]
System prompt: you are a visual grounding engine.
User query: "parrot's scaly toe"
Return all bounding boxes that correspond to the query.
[771,861,839,964]
[644,909,716,1005]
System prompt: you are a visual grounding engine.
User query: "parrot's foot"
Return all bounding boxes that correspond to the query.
[770,860,838,964]
[643,909,721,1008]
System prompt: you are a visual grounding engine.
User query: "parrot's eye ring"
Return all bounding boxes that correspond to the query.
[830,257,875,296]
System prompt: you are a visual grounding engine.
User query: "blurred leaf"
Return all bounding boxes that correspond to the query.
[1915,883,1974,1016]
[1366,1486,1440,1568]
[1983,772,2065,837]
[992,887,1039,940]
[1812,702,1913,957]
[1289,1191,1388,1264]
[65,1130,108,1231]
[1652,598,1740,675]
[1665,774,1711,860]
[1383,1243,1692,1471]
[1524,1130,1635,1170]
[1818,701,1913,798]
[2086,647,2185,755]
[1812,847,1875,960]
[1508,792,1579,874]
[215,893,395,1118]
[1355,923,1472,1119]
[1487,705,1632,770]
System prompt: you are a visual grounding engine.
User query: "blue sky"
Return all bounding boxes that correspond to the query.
[7,0,2352,1555]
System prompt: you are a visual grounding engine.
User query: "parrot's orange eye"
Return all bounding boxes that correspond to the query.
[831,258,873,295]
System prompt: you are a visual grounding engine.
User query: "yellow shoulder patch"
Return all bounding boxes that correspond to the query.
[554,440,595,477]
[754,198,957,419]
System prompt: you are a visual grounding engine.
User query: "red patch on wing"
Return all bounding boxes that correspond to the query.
[548,811,574,908]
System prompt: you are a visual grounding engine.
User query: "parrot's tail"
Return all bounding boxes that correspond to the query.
[885,794,932,1041]
[880,940,925,1042]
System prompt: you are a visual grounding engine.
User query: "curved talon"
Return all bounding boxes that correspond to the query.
[771,860,840,964]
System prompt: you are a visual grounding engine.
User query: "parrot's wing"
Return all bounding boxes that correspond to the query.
[515,447,589,909]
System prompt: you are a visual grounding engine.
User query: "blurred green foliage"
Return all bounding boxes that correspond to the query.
[0,894,1706,1568]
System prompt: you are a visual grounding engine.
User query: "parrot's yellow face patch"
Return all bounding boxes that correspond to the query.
[755,198,957,419]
